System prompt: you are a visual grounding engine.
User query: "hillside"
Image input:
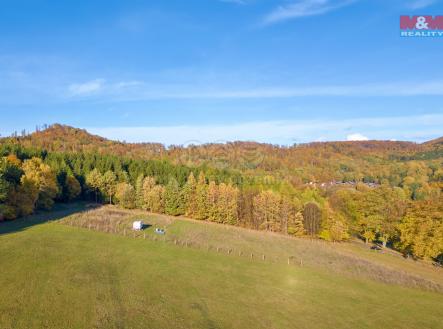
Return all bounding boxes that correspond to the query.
[424,136,443,147]
[63,205,443,292]
[5,124,165,159]
[1,204,442,329]
[1,124,442,266]
[2,124,442,184]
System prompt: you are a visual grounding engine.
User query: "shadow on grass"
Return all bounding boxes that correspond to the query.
[0,202,100,236]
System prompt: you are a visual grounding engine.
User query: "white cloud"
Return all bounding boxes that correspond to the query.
[263,0,356,25]
[68,79,105,96]
[86,113,443,145]
[346,133,369,141]
[407,0,439,9]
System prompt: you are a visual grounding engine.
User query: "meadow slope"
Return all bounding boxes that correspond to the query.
[0,205,442,329]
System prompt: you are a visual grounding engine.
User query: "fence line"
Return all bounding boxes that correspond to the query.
[60,218,304,267]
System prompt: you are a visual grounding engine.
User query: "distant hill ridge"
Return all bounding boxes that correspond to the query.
[2,123,439,150]
[1,123,442,183]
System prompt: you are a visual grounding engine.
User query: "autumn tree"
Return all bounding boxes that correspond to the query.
[147,185,165,213]
[206,181,219,222]
[182,172,197,217]
[303,202,322,237]
[86,169,102,203]
[9,177,39,217]
[0,157,21,203]
[141,176,156,210]
[195,172,208,220]
[115,182,136,209]
[355,186,406,247]
[101,170,117,204]
[220,183,239,225]
[253,190,281,232]
[319,203,349,242]
[65,175,81,201]
[238,189,257,228]
[397,198,443,260]
[0,157,24,220]
[281,196,304,236]
[22,157,59,210]
[288,211,305,236]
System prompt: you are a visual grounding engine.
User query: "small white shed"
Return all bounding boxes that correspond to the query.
[132,221,143,231]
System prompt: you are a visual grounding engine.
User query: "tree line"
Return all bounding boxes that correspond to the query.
[0,144,442,264]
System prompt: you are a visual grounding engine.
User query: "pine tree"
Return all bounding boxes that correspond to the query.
[142,176,156,210]
[280,196,304,235]
[224,184,239,225]
[135,174,145,208]
[195,172,208,220]
[65,175,81,201]
[164,177,183,216]
[288,212,305,236]
[148,185,165,213]
[182,172,197,217]
[253,190,281,232]
[206,181,219,222]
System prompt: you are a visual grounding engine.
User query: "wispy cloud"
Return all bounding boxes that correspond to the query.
[219,0,247,4]
[407,0,440,9]
[65,79,443,101]
[68,79,105,96]
[87,113,443,145]
[263,0,356,25]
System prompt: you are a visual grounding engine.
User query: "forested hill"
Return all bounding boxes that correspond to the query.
[5,124,166,159]
[2,124,442,185]
[424,136,443,147]
[1,124,442,264]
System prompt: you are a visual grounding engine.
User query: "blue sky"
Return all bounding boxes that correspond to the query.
[0,0,442,145]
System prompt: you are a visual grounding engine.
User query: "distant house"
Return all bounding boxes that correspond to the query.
[132,221,143,231]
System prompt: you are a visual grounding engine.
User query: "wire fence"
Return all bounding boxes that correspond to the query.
[56,209,443,294]
[61,216,306,267]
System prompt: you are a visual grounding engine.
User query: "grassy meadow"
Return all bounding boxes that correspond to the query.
[0,204,442,329]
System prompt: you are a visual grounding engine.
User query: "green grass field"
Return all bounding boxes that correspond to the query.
[1,204,442,329]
